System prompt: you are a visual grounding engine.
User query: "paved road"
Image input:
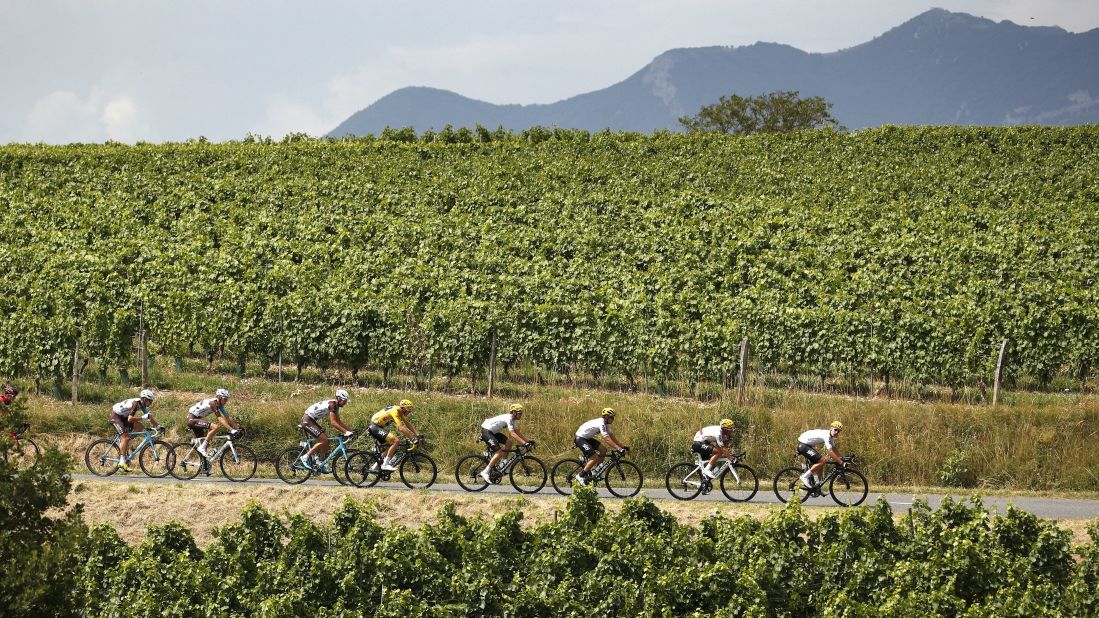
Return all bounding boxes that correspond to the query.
[71,473,1099,520]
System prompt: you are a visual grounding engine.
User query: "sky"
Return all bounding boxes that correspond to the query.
[2,0,1097,144]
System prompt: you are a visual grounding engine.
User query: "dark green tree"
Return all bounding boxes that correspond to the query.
[679,90,838,134]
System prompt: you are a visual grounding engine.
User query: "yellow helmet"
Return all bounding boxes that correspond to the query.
[509,404,525,415]
[830,420,844,430]
[399,399,414,412]
[720,418,734,430]
[601,407,616,419]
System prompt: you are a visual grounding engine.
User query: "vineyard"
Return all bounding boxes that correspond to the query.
[1,127,1097,395]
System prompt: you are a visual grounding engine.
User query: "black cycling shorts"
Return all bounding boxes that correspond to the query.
[691,441,714,459]
[481,428,507,453]
[187,415,212,438]
[574,436,600,458]
[109,412,133,436]
[300,415,324,438]
[367,423,390,444]
[797,442,822,464]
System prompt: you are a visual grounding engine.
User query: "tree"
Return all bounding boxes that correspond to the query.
[679,90,838,135]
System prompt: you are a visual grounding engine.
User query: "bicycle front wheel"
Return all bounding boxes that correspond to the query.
[604,460,643,498]
[331,450,355,486]
[719,463,760,502]
[220,444,258,482]
[85,439,121,476]
[509,455,547,494]
[170,443,203,480]
[455,454,490,492]
[664,463,703,500]
[275,447,312,484]
[829,468,869,507]
[551,459,584,496]
[139,440,175,478]
[773,466,811,504]
[7,438,39,471]
[399,452,437,489]
[345,451,382,488]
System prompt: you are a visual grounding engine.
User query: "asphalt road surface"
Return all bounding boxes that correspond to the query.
[71,473,1099,520]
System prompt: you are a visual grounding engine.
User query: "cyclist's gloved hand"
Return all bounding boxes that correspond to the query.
[525,440,536,448]
[141,413,151,420]
[343,431,355,438]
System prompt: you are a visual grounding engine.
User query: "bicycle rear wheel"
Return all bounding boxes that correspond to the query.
[345,451,382,488]
[85,439,121,476]
[509,455,547,494]
[6,438,39,471]
[773,466,811,503]
[400,452,437,489]
[829,468,869,507]
[275,447,312,484]
[220,444,257,482]
[664,463,703,500]
[604,460,643,498]
[331,450,355,486]
[719,463,760,502]
[170,443,203,480]
[551,459,584,496]
[139,440,175,478]
[455,454,490,492]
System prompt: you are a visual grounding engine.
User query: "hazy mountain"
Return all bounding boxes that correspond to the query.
[328,9,1099,136]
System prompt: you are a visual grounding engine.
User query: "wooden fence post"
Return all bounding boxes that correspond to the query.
[992,338,1008,406]
[487,329,498,399]
[736,338,749,406]
[72,337,79,404]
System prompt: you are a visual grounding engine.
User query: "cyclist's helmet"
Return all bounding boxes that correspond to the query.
[140,389,156,403]
[601,407,616,419]
[509,403,525,417]
[3,385,17,398]
[399,399,414,413]
[830,420,844,431]
[215,388,230,400]
[335,389,350,403]
[720,418,735,431]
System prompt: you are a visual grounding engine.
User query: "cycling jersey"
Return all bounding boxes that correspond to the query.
[188,398,224,419]
[481,413,517,433]
[111,398,147,418]
[798,429,836,451]
[371,405,408,429]
[576,418,612,439]
[304,400,336,421]
[693,426,726,447]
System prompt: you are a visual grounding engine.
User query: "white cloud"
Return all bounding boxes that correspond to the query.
[23,88,148,143]
[101,95,147,142]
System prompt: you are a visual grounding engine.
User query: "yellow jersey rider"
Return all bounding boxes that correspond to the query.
[368,399,422,471]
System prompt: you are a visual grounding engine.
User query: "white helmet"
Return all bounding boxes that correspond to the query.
[215,388,230,399]
[335,389,350,403]
[140,389,156,403]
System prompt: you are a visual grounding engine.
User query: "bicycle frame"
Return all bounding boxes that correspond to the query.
[111,429,161,463]
[295,430,354,469]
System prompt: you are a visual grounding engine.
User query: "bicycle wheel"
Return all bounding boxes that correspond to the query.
[85,439,121,476]
[773,466,811,503]
[829,468,869,507]
[509,455,547,494]
[6,438,39,471]
[275,447,313,484]
[170,442,203,480]
[719,463,760,502]
[139,439,175,478]
[399,452,437,489]
[455,453,490,492]
[551,459,584,496]
[664,463,703,500]
[604,460,643,498]
[331,450,354,486]
[345,451,382,488]
[220,444,258,482]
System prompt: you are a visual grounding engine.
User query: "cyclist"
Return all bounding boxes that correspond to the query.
[109,389,161,471]
[187,388,239,459]
[478,403,534,484]
[574,407,628,486]
[1,385,21,447]
[299,389,353,471]
[692,418,735,479]
[368,398,422,471]
[797,420,845,489]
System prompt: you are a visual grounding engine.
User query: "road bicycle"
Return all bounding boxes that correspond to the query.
[773,455,868,506]
[454,441,547,494]
[344,435,437,489]
[551,448,643,498]
[170,428,257,481]
[274,426,360,485]
[1,423,39,471]
[664,451,759,501]
[85,425,174,477]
